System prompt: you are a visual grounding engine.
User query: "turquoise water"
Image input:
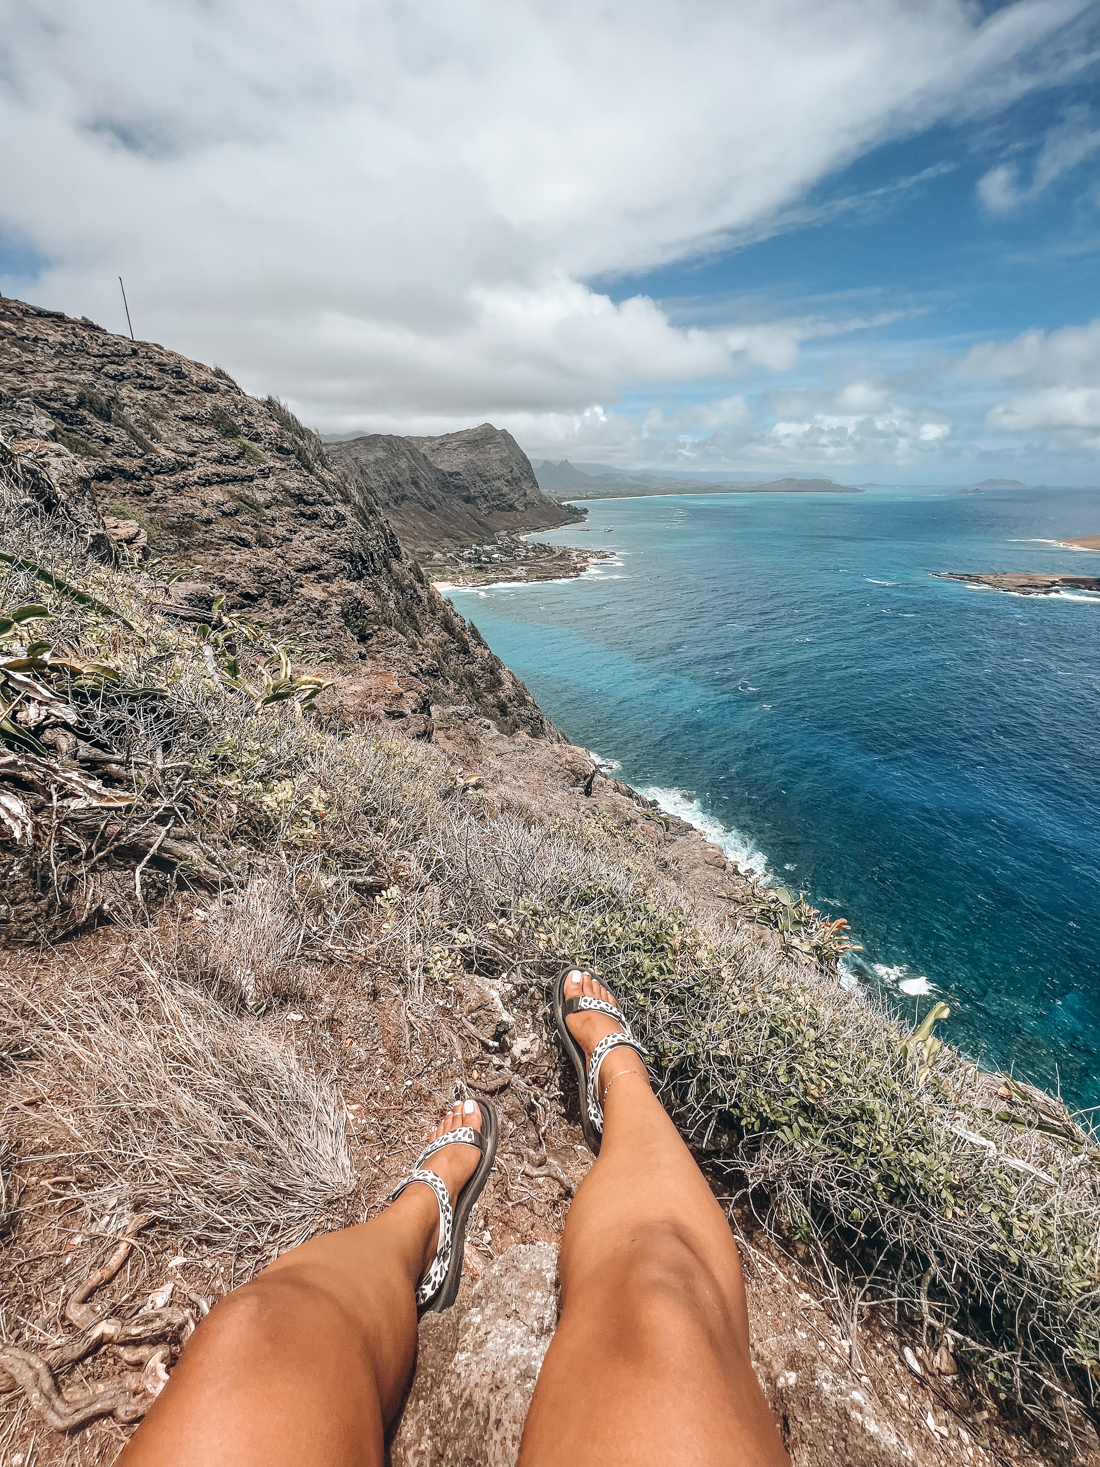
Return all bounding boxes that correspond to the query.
[444,487,1100,1110]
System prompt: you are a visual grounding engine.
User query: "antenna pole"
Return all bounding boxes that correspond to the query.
[118,276,135,341]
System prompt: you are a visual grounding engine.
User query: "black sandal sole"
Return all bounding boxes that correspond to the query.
[552,967,603,1157]
[422,1097,499,1315]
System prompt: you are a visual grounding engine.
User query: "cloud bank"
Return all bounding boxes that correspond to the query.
[0,0,1095,475]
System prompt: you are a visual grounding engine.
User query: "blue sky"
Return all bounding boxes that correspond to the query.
[2,0,1099,483]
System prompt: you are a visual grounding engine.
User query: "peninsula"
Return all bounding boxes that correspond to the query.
[1057,533,1100,551]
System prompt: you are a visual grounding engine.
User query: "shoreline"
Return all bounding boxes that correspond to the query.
[1055,534,1100,551]
[429,540,612,591]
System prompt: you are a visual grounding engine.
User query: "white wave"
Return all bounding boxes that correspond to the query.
[872,962,934,996]
[866,578,900,586]
[1055,591,1100,603]
[872,963,907,983]
[899,976,933,995]
[586,749,622,774]
[636,785,769,877]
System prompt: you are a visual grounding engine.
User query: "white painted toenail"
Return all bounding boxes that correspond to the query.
[463,1099,475,1115]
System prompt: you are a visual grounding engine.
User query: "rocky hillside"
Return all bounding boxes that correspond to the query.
[0,296,554,739]
[329,424,582,553]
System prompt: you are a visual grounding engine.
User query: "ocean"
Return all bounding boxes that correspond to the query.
[442,486,1100,1111]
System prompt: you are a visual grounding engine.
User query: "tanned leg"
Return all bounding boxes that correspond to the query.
[118,1100,485,1467]
[518,971,788,1467]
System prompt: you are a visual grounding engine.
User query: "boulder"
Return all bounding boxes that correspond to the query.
[388,1244,558,1467]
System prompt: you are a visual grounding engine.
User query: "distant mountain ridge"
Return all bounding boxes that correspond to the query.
[957,478,1030,495]
[329,425,582,549]
[535,459,857,499]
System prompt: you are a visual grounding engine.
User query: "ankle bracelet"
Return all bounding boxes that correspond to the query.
[599,1067,644,1102]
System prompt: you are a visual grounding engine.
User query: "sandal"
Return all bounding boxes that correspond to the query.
[389,1098,499,1315]
[552,968,647,1156]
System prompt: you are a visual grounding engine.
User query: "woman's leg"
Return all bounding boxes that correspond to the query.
[519,971,788,1467]
[119,1101,485,1467]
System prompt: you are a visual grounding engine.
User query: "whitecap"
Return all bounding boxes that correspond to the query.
[873,961,933,996]
[636,785,769,877]
[872,963,907,983]
[587,749,622,774]
[899,976,933,996]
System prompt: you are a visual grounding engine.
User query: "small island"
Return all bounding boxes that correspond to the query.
[932,571,1100,596]
[1057,533,1100,551]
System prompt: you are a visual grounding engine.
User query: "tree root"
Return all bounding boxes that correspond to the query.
[522,1149,576,1196]
[0,1216,199,1434]
[0,1345,151,1431]
[65,1214,151,1328]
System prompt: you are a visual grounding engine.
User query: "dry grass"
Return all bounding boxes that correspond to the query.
[1,953,354,1256]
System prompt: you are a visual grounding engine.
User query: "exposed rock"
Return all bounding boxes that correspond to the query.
[328,424,580,554]
[0,296,555,737]
[103,513,150,558]
[313,668,435,741]
[388,1240,936,1467]
[754,1332,917,1466]
[389,1243,558,1467]
[932,571,1100,596]
[1,434,114,560]
[414,424,579,532]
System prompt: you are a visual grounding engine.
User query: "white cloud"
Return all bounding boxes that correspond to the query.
[959,318,1100,383]
[958,318,1100,444]
[0,0,1089,452]
[988,387,1100,433]
[978,105,1100,212]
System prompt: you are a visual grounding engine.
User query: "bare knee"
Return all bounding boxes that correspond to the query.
[589,1219,729,1309]
[184,1274,339,1367]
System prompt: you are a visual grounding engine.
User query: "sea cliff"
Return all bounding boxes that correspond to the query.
[1,297,1097,1467]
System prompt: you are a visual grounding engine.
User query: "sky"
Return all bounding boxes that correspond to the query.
[1,0,1099,484]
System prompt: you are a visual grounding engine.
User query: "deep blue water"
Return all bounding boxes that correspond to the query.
[444,488,1100,1111]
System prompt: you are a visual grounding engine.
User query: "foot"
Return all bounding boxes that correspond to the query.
[410,1100,483,1279]
[563,970,649,1106]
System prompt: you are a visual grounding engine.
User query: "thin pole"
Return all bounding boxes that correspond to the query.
[118,276,135,341]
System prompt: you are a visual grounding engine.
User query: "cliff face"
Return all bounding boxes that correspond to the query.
[329,423,580,552]
[0,297,555,737]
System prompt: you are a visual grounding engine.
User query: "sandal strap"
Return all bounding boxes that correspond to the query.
[414,1126,484,1167]
[389,1168,453,1306]
[587,1032,647,1135]
[565,995,632,1032]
